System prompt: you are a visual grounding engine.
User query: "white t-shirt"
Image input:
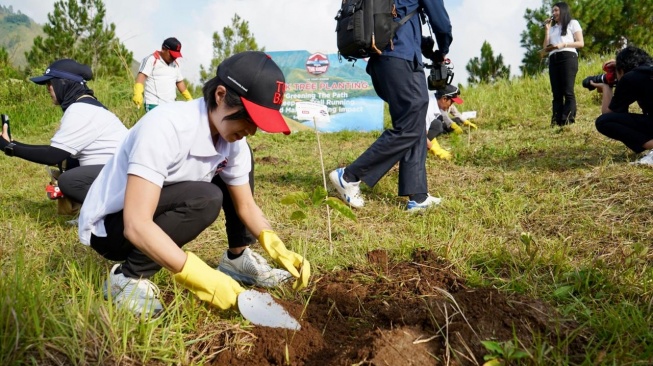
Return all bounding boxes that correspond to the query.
[549,19,582,55]
[425,94,442,130]
[138,52,184,105]
[50,103,127,166]
[78,98,252,245]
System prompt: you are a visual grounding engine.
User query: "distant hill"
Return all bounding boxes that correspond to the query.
[0,5,45,70]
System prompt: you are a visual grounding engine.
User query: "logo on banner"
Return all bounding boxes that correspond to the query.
[305,53,329,75]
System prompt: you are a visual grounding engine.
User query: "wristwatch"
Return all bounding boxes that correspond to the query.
[4,142,16,156]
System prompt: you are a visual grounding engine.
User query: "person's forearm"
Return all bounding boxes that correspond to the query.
[123,218,188,273]
[600,86,614,114]
[237,201,271,240]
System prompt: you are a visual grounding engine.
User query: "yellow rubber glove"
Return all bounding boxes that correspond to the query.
[258,230,310,291]
[428,138,452,160]
[173,252,244,310]
[132,83,144,109]
[181,89,192,101]
[450,122,463,134]
[462,120,478,129]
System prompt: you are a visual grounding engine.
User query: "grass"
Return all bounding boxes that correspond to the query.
[1,53,653,364]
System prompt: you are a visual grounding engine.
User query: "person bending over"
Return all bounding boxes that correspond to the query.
[79,51,310,317]
[592,46,653,165]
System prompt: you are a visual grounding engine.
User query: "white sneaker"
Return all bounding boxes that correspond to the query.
[218,247,292,287]
[103,264,163,317]
[406,195,442,213]
[329,168,365,208]
[631,151,653,166]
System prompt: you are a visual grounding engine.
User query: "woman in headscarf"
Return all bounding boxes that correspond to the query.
[0,59,127,204]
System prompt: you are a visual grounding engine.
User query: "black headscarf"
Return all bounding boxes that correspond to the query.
[30,59,105,111]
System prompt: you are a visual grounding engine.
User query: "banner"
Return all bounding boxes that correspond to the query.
[267,50,384,132]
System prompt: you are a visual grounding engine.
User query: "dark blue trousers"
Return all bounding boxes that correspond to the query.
[347,56,429,197]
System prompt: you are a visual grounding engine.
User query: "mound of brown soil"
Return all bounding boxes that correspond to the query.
[214,249,585,365]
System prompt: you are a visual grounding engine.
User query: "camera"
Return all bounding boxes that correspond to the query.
[420,36,454,90]
[426,61,454,90]
[582,61,617,90]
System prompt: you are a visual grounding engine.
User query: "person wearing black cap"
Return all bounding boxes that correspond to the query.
[329,0,452,212]
[424,84,475,160]
[78,51,310,317]
[132,37,192,112]
[0,59,127,206]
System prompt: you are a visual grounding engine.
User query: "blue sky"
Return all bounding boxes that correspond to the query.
[1,0,543,85]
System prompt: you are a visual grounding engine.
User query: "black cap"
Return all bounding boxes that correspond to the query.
[435,84,463,104]
[30,59,93,85]
[162,37,182,58]
[217,51,289,135]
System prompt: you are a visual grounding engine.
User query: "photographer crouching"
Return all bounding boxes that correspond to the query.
[591,46,653,165]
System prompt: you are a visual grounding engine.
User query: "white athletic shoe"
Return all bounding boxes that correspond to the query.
[406,195,442,213]
[631,151,653,166]
[329,167,365,208]
[218,247,292,287]
[103,264,163,317]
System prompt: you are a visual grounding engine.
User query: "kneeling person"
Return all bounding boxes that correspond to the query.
[79,51,310,317]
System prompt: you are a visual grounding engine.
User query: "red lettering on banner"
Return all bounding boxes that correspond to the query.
[273,92,283,105]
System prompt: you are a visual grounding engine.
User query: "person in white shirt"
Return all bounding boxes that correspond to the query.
[132,37,193,112]
[0,59,127,205]
[543,2,584,126]
[79,51,310,317]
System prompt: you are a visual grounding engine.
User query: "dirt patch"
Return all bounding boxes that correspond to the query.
[213,249,586,365]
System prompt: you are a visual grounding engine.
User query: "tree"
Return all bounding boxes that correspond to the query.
[520,0,653,76]
[199,14,264,84]
[26,0,133,78]
[465,41,511,85]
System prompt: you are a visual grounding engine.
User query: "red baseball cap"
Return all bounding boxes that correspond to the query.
[163,37,182,58]
[217,51,290,135]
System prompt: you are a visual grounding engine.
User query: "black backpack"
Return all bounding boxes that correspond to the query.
[335,0,417,61]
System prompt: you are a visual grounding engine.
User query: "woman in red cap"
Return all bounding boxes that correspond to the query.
[79,51,310,317]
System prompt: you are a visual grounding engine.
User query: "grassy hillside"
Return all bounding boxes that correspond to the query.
[1,54,652,364]
[0,5,44,70]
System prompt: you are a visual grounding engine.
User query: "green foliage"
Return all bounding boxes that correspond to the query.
[520,0,653,75]
[482,340,530,364]
[0,5,45,70]
[466,41,511,85]
[2,55,653,364]
[25,0,133,79]
[0,47,22,79]
[281,187,357,223]
[199,14,264,84]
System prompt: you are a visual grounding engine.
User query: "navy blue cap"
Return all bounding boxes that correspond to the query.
[30,59,93,85]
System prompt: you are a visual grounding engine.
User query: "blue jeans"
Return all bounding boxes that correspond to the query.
[347,55,429,197]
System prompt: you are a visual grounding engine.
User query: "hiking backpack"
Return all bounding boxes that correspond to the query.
[335,0,416,61]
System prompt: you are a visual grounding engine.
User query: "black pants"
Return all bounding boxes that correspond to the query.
[347,55,428,197]
[89,146,257,278]
[595,112,653,153]
[549,51,578,125]
[58,164,104,203]
[90,181,223,278]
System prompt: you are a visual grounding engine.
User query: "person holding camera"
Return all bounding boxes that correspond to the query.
[543,2,584,126]
[592,46,653,165]
[329,0,452,212]
[0,59,127,205]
